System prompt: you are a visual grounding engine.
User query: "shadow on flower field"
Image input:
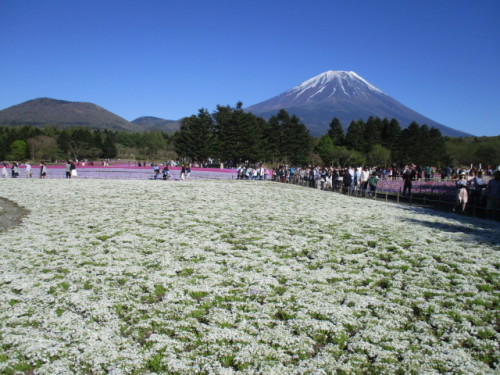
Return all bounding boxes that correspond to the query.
[397,206,500,246]
[0,197,29,231]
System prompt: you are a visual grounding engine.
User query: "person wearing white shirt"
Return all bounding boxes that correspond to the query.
[360,167,370,192]
[25,162,32,178]
[453,172,468,212]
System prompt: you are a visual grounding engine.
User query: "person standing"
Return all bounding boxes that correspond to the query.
[180,164,186,180]
[40,162,48,179]
[402,166,413,196]
[352,168,361,195]
[486,171,500,220]
[70,160,77,178]
[468,170,487,207]
[453,172,469,212]
[153,164,160,180]
[1,163,7,178]
[343,168,352,194]
[424,165,432,181]
[25,161,32,178]
[65,161,72,179]
[11,162,20,178]
[360,167,370,193]
[367,172,380,197]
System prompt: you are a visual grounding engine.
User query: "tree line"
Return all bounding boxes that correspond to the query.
[174,103,451,167]
[1,103,498,167]
[0,126,174,162]
[174,103,310,166]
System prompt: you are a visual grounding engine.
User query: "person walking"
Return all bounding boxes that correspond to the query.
[162,165,170,180]
[1,163,7,178]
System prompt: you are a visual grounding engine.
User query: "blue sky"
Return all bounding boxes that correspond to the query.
[1,0,499,136]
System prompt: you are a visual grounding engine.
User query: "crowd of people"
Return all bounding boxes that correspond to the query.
[452,168,500,214]
[2,161,35,179]
[3,159,500,218]
[151,163,193,180]
[1,160,76,179]
[236,163,500,217]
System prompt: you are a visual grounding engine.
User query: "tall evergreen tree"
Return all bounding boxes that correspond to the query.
[264,112,285,163]
[213,102,263,165]
[102,134,118,159]
[285,113,311,165]
[364,117,383,153]
[175,108,215,162]
[381,118,401,155]
[57,130,72,157]
[425,127,449,166]
[327,117,344,146]
[397,122,421,165]
[345,120,367,152]
[267,109,311,165]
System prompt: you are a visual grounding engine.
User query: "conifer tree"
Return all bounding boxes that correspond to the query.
[327,117,344,145]
[381,118,401,154]
[102,134,118,159]
[345,120,367,152]
[268,109,311,165]
[175,108,215,162]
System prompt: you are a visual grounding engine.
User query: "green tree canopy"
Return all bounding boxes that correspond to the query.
[367,144,391,167]
[6,140,28,160]
[315,134,334,165]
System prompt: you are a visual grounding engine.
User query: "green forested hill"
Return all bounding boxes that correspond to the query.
[445,136,500,166]
[0,98,138,131]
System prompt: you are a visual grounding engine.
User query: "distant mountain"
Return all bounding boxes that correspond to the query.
[246,71,472,137]
[132,116,180,132]
[0,98,139,131]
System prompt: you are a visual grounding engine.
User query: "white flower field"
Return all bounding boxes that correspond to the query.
[0,179,499,375]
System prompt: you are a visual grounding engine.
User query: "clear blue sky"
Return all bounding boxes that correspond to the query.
[1,0,499,136]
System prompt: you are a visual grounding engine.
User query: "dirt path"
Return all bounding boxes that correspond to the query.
[0,197,30,231]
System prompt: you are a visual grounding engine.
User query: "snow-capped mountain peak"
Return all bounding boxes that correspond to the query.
[286,70,382,102]
[245,70,471,137]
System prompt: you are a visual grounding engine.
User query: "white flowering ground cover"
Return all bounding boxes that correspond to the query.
[0,179,499,375]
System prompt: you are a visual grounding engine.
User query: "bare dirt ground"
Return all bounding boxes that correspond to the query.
[0,197,29,231]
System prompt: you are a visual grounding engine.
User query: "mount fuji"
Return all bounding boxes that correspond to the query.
[246,71,471,137]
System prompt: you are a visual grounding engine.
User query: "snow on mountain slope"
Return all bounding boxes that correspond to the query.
[246,71,471,137]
